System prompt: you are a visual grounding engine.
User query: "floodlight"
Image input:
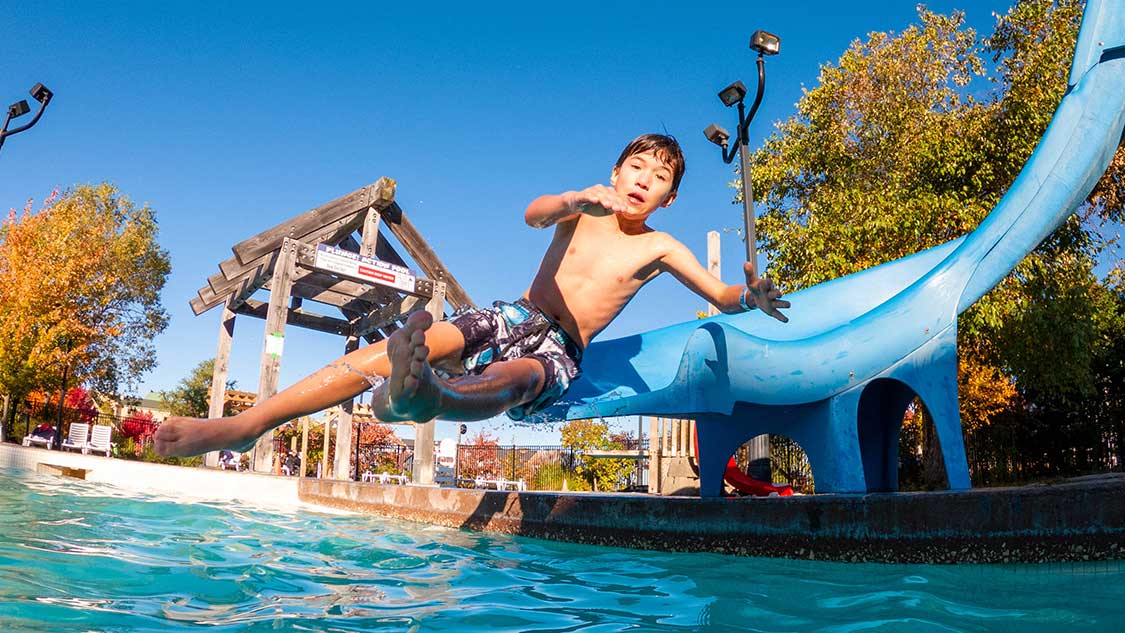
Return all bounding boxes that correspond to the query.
[750,30,781,56]
[8,100,29,119]
[704,123,730,147]
[29,83,52,104]
[718,81,747,107]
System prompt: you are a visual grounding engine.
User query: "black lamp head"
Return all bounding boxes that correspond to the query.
[750,30,781,56]
[718,81,748,107]
[29,83,52,105]
[8,100,30,119]
[703,123,730,147]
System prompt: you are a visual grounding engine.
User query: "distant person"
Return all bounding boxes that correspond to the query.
[31,423,55,441]
[283,452,301,477]
[218,449,239,471]
[155,134,790,457]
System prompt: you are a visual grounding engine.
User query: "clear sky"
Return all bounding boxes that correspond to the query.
[2,1,1015,445]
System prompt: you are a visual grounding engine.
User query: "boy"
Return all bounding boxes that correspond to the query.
[155,134,789,458]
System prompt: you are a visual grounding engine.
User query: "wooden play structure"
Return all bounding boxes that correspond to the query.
[190,177,474,480]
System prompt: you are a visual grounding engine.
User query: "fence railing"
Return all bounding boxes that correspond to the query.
[3,400,160,454]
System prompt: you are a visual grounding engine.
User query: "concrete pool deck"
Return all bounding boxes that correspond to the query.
[5,443,1121,563]
[0,442,300,510]
[299,474,1125,564]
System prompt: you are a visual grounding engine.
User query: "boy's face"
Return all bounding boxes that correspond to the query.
[610,151,678,220]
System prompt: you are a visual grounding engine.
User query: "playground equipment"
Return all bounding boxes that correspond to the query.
[543,0,1125,496]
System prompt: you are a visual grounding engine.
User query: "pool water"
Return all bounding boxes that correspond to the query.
[0,467,1122,632]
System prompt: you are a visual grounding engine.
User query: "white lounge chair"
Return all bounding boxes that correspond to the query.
[61,422,89,453]
[83,424,112,457]
[22,426,56,449]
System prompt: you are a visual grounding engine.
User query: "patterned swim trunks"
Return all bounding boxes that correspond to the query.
[449,298,583,421]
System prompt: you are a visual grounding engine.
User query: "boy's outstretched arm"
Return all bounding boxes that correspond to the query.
[658,237,790,322]
[524,185,630,228]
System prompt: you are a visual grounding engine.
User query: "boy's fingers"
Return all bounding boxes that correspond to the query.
[773,299,791,309]
[766,305,789,323]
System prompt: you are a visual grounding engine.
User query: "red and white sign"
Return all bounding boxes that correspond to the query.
[314,244,416,293]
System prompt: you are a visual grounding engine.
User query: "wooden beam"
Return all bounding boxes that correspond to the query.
[359,207,381,258]
[217,189,404,286]
[193,258,272,315]
[352,294,425,338]
[383,203,473,309]
[234,299,351,336]
[232,178,395,266]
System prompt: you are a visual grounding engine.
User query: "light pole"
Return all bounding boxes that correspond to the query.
[703,30,781,484]
[53,337,72,450]
[0,83,53,155]
[703,30,780,268]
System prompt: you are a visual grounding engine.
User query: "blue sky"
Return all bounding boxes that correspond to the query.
[2,1,1017,444]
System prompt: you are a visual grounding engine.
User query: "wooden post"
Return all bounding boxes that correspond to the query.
[299,417,309,478]
[333,205,381,481]
[204,307,236,468]
[321,417,331,478]
[648,415,660,494]
[680,418,690,458]
[411,281,446,486]
[671,418,680,457]
[333,337,359,480]
[684,418,693,458]
[707,230,721,316]
[251,238,297,473]
[662,417,670,455]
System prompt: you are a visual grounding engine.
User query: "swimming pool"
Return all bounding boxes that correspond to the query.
[1,467,1122,632]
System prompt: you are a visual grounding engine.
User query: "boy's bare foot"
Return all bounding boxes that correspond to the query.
[373,310,445,422]
[154,416,260,457]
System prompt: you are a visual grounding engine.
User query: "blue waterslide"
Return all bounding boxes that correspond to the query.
[542,0,1125,495]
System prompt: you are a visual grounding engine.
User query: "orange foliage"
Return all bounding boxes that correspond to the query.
[957,349,1018,432]
[0,184,170,400]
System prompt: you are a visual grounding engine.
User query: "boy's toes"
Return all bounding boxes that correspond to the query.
[406,310,434,330]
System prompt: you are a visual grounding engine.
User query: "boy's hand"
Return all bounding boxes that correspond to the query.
[565,185,629,216]
[743,261,790,323]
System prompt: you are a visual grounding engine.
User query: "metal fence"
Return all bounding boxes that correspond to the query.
[3,400,159,454]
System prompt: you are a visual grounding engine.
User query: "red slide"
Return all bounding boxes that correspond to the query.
[724,457,794,497]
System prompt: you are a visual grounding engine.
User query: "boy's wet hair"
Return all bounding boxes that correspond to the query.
[614,134,686,194]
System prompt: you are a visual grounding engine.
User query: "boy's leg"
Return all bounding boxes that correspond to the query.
[373,311,547,422]
[154,317,467,457]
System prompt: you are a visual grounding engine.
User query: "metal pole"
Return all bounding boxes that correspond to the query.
[738,139,756,267]
[354,421,362,480]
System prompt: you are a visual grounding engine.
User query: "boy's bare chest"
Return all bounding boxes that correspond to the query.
[562,221,662,282]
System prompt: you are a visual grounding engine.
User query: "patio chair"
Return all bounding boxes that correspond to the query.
[83,424,113,457]
[61,422,89,453]
[22,424,56,449]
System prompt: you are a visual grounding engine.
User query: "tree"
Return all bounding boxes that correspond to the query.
[560,418,635,492]
[0,184,171,405]
[746,1,1123,443]
[158,358,237,417]
[459,430,502,481]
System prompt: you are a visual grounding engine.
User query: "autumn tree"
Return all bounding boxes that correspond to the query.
[158,358,237,417]
[744,0,1123,470]
[0,184,171,410]
[459,429,501,481]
